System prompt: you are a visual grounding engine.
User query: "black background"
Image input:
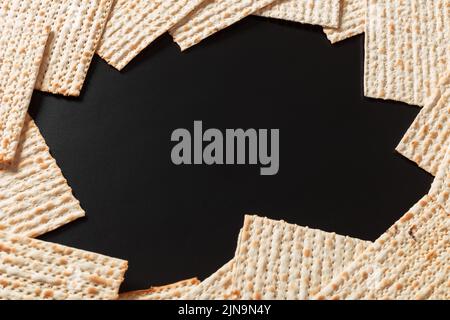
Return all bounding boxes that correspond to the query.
[30,17,432,293]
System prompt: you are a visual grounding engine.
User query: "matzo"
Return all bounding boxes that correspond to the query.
[396,72,450,175]
[429,148,450,213]
[316,195,449,300]
[0,231,128,299]
[256,0,341,28]
[0,115,85,237]
[0,20,49,164]
[0,0,113,96]
[364,0,450,106]
[323,0,365,43]
[170,0,278,51]
[97,0,206,71]
[232,215,371,300]
[184,260,237,300]
[119,277,199,300]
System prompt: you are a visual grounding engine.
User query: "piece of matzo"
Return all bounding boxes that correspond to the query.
[184,260,237,300]
[0,0,113,96]
[396,71,450,175]
[97,0,206,71]
[118,277,200,300]
[0,115,85,237]
[316,195,449,300]
[232,215,371,299]
[364,0,450,106]
[0,231,128,299]
[323,0,365,43]
[0,20,49,164]
[169,0,278,51]
[429,148,450,213]
[256,0,341,28]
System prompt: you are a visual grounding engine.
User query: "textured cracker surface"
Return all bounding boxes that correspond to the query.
[256,0,340,28]
[316,195,449,300]
[396,72,450,175]
[232,215,371,300]
[0,231,128,299]
[118,278,199,300]
[0,20,49,164]
[170,0,278,51]
[184,260,236,300]
[0,115,85,237]
[364,0,450,106]
[0,0,113,96]
[323,0,365,43]
[97,0,206,70]
[429,148,450,213]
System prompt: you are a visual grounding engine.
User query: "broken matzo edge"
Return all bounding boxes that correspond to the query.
[323,0,365,43]
[396,71,450,175]
[97,0,207,70]
[429,147,450,213]
[0,230,128,299]
[0,115,85,237]
[118,277,200,300]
